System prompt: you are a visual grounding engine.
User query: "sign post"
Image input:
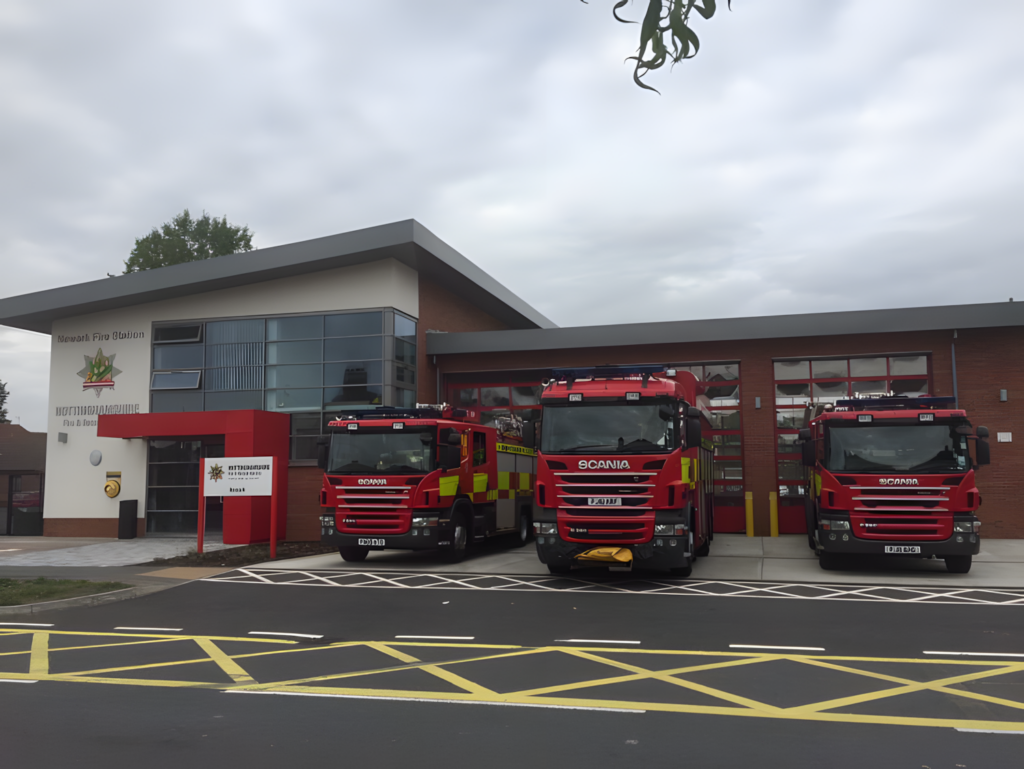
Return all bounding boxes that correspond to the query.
[202,456,275,556]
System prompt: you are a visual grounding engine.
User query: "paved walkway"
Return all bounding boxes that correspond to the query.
[262,534,1024,588]
[0,537,235,567]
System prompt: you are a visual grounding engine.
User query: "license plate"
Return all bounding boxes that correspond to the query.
[588,497,622,506]
[885,545,921,554]
[358,538,386,547]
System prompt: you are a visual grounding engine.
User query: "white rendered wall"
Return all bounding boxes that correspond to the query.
[44,259,419,526]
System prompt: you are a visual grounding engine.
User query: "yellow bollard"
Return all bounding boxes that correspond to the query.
[769,491,779,537]
[745,491,754,537]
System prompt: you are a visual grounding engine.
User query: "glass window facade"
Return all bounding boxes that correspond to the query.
[773,354,933,500]
[151,309,417,461]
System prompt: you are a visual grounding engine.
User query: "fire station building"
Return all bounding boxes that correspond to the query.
[1,220,1021,541]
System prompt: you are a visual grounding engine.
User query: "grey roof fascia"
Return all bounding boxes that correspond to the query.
[0,219,555,334]
[426,301,1024,356]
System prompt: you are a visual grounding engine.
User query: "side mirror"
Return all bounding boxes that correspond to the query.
[685,416,702,449]
[976,426,990,439]
[418,432,433,445]
[801,439,816,467]
[798,428,811,441]
[659,404,675,421]
[976,439,991,466]
[447,432,462,446]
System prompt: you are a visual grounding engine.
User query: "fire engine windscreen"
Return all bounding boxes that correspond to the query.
[541,404,678,454]
[328,428,436,474]
[826,424,970,473]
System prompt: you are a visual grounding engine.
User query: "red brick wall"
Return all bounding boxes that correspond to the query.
[436,327,1024,537]
[287,466,324,542]
[417,277,509,403]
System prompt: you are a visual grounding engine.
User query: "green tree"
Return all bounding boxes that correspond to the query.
[123,209,254,274]
[0,380,9,424]
[584,0,729,92]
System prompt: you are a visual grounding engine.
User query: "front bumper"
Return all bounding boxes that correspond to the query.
[818,530,981,557]
[535,534,691,571]
[320,513,455,551]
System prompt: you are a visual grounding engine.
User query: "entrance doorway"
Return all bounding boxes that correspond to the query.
[146,440,224,536]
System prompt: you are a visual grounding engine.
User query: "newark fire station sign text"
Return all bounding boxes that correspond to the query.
[203,457,274,497]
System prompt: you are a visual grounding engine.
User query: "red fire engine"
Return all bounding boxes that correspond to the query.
[318,405,535,562]
[799,396,990,573]
[533,366,714,576]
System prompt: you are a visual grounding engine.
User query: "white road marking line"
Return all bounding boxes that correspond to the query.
[115,627,183,632]
[395,635,475,641]
[925,651,1024,658]
[956,728,1024,735]
[556,639,642,645]
[0,679,38,684]
[0,622,54,627]
[248,631,324,639]
[0,549,22,552]
[225,690,645,712]
[729,644,826,652]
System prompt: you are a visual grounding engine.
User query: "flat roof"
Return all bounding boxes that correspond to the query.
[426,301,1024,355]
[0,220,556,334]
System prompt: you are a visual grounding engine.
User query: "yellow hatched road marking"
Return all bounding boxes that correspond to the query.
[8,630,1024,732]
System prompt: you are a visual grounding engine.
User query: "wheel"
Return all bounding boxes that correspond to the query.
[945,555,972,574]
[547,562,572,574]
[670,562,693,578]
[440,505,470,563]
[338,546,369,562]
[818,551,842,571]
[511,509,531,548]
[805,497,817,551]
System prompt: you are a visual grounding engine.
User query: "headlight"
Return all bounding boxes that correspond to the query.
[954,521,981,533]
[533,522,557,535]
[412,516,438,528]
[821,519,850,531]
[654,524,687,535]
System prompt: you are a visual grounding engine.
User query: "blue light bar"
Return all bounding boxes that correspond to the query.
[550,365,666,380]
[835,397,956,411]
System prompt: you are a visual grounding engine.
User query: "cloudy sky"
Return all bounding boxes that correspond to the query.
[2,0,1022,430]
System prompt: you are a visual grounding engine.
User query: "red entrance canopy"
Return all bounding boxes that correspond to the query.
[98,410,290,545]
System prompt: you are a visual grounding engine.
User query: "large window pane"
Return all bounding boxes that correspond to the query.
[776,383,810,404]
[148,463,199,487]
[778,460,805,480]
[324,384,383,408]
[204,367,263,391]
[266,364,322,389]
[890,355,928,376]
[713,459,743,481]
[774,360,809,380]
[512,386,542,406]
[704,364,739,382]
[812,359,848,379]
[712,434,742,456]
[266,388,323,412]
[851,380,887,396]
[395,364,416,386]
[776,409,807,429]
[206,319,264,344]
[455,388,477,407]
[892,378,929,397]
[290,413,323,436]
[813,381,848,402]
[204,391,263,411]
[290,437,319,461]
[147,487,199,512]
[151,390,204,412]
[705,385,740,406]
[152,371,201,390]
[709,410,741,430]
[481,387,510,407]
[206,343,264,367]
[324,336,382,361]
[325,311,383,337]
[394,339,416,365]
[325,361,382,387]
[268,315,323,341]
[394,314,417,342]
[395,388,416,408]
[850,357,887,377]
[267,340,321,365]
[777,434,800,455]
[153,344,204,370]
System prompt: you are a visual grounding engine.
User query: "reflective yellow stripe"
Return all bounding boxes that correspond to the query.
[473,473,488,493]
[496,443,536,456]
[438,475,459,497]
[681,457,691,484]
[498,472,511,490]
[487,490,499,501]
[519,473,531,491]
[814,473,822,496]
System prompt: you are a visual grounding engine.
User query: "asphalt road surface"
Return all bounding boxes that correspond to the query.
[3,572,1024,768]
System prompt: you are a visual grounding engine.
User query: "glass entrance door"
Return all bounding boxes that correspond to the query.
[146,440,224,535]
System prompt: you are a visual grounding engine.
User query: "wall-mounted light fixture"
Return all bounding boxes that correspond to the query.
[755,397,761,409]
[1000,390,1008,402]
[58,432,68,443]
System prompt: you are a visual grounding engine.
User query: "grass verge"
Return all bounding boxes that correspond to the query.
[148,541,336,568]
[0,577,133,607]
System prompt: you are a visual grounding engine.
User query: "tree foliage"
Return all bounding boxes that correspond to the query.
[0,380,9,424]
[584,0,729,92]
[123,209,254,274]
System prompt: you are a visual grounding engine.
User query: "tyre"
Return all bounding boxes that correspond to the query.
[818,551,842,571]
[511,509,531,548]
[945,555,972,574]
[338,546,369,562]
[440,505,470,563]
[547,562,571,574]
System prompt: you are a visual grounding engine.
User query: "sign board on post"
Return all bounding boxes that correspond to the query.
[199,457,277,557]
